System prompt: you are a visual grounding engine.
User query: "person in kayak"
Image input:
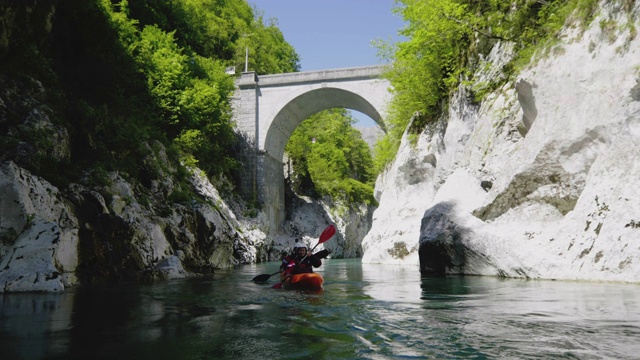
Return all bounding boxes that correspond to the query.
[280,240,330,281]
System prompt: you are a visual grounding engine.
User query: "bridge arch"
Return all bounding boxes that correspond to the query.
[265,87,386,161]
[232,65,392,233]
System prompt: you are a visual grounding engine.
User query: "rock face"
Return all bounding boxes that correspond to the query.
[363,5,640,283]
[0,160,261,292]
[0,152,366,292]
[0,37,273,291]
[0,162,78,292]
[0,0,369,293]
[260,182,373,261]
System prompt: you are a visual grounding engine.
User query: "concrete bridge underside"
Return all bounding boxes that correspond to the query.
[232,65,392,233]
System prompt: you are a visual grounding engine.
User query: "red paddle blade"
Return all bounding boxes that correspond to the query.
[319,224,336,243]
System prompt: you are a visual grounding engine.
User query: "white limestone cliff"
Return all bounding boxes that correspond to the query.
[362,4,640,283]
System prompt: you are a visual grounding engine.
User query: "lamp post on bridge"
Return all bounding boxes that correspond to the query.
[241,33,256,73]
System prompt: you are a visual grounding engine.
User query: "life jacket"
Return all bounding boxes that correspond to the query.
[280,254,321,276]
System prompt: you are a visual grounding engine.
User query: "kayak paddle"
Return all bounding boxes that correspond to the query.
[272,224,336,289]
[310,224,336,252]
[251,270,281,283]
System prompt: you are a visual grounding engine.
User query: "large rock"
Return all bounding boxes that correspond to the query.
[365,5,640,282]
[0,162,79,292]
[0,157,272,292]
[68,168,258,285]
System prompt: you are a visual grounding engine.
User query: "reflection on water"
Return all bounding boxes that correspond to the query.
[0,291,75,359]
[1,259,639,359]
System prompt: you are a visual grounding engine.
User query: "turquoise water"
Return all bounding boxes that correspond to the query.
[1,258,639,359]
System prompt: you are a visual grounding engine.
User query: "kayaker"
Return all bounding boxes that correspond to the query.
[280,240,330,280]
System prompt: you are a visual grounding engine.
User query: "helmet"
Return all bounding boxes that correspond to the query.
[294,241,307,249]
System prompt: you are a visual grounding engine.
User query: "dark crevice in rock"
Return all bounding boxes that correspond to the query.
[515,79,537,137]
[630,78,640,101]
[419,202,494,275]
[480,180,493,192]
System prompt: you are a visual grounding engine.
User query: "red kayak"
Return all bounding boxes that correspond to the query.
[282,273,324,290]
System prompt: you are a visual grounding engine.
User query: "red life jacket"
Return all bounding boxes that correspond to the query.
[280,254,321,276]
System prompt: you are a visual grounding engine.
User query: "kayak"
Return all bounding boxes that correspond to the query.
[282,273,324,290]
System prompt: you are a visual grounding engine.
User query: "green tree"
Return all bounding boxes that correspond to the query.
[286,109,376,205]
[240,11,300,74]
[374,0,601,172]
[126,0,299,74]
[100,0,300,177]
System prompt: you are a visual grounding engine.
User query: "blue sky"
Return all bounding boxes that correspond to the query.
[247,0,405,126]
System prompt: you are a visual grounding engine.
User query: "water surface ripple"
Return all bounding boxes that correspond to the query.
[1,259,639,359]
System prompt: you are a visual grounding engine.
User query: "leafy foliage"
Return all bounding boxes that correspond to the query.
[374,0,604,170]
[100,0,300,177]
[125,0,299,75]
[285,109,376,205]
[1,0,300,189]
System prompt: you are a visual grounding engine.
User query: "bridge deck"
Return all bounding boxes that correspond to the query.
[256,65,387,87]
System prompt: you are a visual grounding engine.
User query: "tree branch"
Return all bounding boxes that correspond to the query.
[444,15,513,41]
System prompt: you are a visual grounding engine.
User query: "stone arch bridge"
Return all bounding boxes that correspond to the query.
[232,65,392,233]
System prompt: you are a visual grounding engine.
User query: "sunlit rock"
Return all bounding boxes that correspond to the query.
[0,162,79,292]
[361,113,440,265]
[366,6,640,283]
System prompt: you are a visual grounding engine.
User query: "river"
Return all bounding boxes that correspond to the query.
[1,258,639,359]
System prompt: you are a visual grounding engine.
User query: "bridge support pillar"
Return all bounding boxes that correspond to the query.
[257,152,285,234]
[233,71,259,202]
[233,72,284,233]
